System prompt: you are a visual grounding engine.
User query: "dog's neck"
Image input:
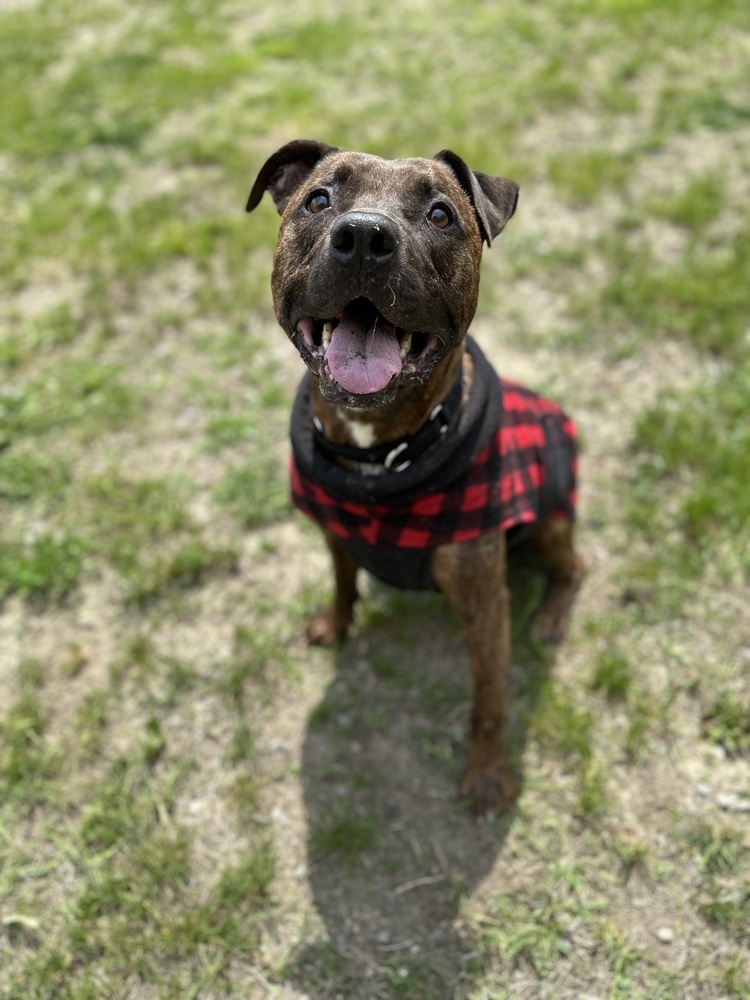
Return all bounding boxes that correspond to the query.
[310,344,472,454]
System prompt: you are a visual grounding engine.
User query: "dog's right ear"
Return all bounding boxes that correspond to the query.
[246,140,339,215]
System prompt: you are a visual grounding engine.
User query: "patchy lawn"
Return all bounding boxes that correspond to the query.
[1,0,748,997]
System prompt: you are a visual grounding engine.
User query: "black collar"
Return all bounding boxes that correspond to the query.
[291,336,504,507]
[313,368,464,473]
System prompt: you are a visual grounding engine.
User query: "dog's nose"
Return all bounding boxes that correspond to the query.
[329,211,399,267]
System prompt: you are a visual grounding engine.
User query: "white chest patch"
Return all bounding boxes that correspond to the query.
[341,415,376,449]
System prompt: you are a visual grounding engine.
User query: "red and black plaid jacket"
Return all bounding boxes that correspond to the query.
[289,338,577,591]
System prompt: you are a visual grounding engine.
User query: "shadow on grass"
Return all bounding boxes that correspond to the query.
[288,544,556,998]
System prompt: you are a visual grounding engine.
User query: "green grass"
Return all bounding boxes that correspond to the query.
[628,366,750,588]
[0,449,71,501]
[589,643,632,700]
[0,692,61,806]
[310,806,381,861]
[530,685,594,761]
[674,820,750,954]
[218,623,294,705]
[474,860,605,977]
[592,234,750,359]
[1,0,749,996]
[384,956,449,998]
[644,172,728,232]
[216,456,289,528]
[0,532,86,604]
[702,692,750,757]
[1,627,280,994]
[6,754,275,996]
[548,149,635,201]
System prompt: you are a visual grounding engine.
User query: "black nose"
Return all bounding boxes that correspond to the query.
[329,211,399,267]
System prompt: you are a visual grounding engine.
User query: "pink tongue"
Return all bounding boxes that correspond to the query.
[326,312,402,395]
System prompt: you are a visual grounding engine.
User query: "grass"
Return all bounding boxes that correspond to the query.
[702,692,750,757]
[473,858,607,978]
[625,365,750,600]
[309,806,381,861]
[589,643,632,700]
[0,532,87,605]
[1,0,749,997]
[0,449,71,501]
[686,819,750,944]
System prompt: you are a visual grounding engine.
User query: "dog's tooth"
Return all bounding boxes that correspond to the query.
[322,322,333,349]
[400,332,412,359]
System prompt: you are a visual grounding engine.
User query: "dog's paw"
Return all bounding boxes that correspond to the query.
[306,609,349,647]
[530,556,586,644]
[529,606,568,644]
[459,760,518,816]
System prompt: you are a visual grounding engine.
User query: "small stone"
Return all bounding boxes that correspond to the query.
[717,793,750,813]
[656,927,674,944]
[271,806,289,827]
[268,737,293,752]
[556,936,573,955]
[176,406,202,428]
[696,783,712,797]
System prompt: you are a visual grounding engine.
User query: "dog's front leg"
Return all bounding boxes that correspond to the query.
[530,516,585,644]
[307,529,359,646]
[433,532,517,815]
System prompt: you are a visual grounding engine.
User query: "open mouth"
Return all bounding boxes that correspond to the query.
[294,297,439,396]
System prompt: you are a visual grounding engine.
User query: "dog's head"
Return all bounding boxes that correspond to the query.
[247,140,518,408]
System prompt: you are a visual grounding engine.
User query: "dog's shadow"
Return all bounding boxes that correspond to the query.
[288,545,555,998]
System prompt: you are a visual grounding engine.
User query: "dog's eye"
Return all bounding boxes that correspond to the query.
[306,190,330,214]
[428,204,452,229]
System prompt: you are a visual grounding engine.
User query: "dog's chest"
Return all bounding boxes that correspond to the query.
[288,340,578,592]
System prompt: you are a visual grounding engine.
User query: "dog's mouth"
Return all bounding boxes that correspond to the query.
[294,297,439,397]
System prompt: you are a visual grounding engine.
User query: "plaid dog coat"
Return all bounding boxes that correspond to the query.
[290,337,577,591]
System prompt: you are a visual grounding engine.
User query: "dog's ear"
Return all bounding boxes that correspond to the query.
[247,140,339,215]
[433,150,519,247]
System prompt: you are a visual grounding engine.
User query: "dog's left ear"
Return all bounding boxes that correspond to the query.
[434,150,519,247]
[247,139,339,215]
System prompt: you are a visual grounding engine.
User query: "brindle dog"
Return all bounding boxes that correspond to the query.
[247,141,584,814]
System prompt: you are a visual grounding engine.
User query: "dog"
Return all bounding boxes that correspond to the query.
[247,140,585,814]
